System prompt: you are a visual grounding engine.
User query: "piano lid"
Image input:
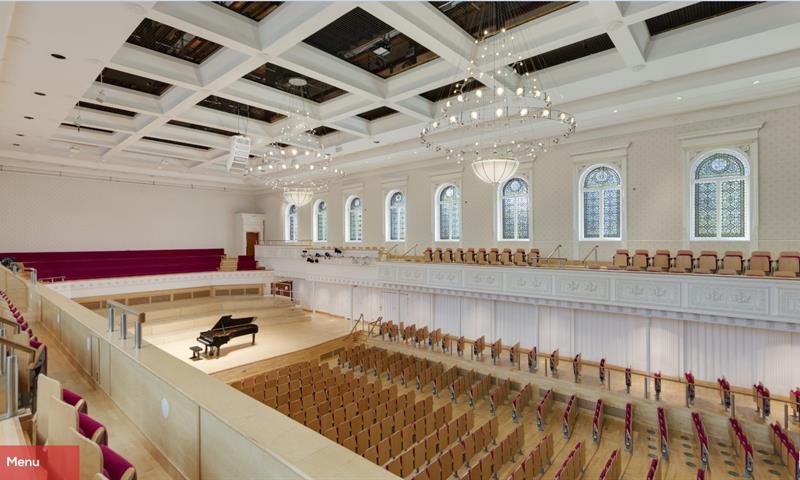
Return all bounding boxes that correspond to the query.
[210,315,256,332]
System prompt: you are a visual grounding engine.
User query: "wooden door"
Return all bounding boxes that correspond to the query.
[246,232,259,256]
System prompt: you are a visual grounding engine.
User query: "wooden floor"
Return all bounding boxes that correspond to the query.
[13,325,184,479]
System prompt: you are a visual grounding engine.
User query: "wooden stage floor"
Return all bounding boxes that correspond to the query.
[146,309,353,374]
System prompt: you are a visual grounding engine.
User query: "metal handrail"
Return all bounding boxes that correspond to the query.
[582,245,600,264]
[401,243,419,257]
[106,300,145,349]
[544,244,562,261]
[349,313,365,337]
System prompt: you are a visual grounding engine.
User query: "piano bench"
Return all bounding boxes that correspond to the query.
[190,346,203,361]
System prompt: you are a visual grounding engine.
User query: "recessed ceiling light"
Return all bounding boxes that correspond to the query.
[50,53,66,60]
[34,92,46,96]
[24,116,34,120]
[612,109,619,113]
[288,77,308,87]
[676,96,683,100]
[752,80,760,85]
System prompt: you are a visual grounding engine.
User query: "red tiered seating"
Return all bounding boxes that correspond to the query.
[646,457,662,480]
[563,395,578,439]
[592,399,604,444]
[1,248,225,281]
[624,403,633,452]
[236,255,258,270]
[728,418,755,476]
[536,389,553,431]
[598,449,620,480]
[768,422,799,480]
[691,412,709,469]
[657,407,669,460]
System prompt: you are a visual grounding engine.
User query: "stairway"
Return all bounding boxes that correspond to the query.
[218,256,238,272]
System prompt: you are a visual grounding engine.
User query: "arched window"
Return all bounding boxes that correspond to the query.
[498,177,529,240]
[692,151,749,240]
[285,204,297,242]
[386,191,406,242]
[436,184,461,241]
[580,165,622,240]
[346,196,363,242]
[313,200,327,242]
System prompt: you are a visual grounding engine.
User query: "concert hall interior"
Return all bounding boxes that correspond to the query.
[1,1,800,480]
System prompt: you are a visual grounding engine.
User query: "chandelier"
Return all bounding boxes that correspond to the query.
[419,13,577,184]
[283,187,315,207]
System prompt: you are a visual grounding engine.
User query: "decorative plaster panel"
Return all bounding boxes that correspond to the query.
[688,285,769,315]
[504,271,552,295]
[615,278,681,307]
[555,276,610,300]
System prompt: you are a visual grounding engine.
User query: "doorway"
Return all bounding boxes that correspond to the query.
[245,232,259,256]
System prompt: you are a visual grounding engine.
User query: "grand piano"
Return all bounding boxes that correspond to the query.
[197,315,258,357]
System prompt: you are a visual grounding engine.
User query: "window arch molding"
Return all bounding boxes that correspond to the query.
[679,123,762,246]
[384,190,407,242]
[689,148,751,241]
[312,199,327,243]
[434,182,461,242]
[496,176,530,241]
[345,195,363,243]
[285,203,298,242]
[578,164,623,241]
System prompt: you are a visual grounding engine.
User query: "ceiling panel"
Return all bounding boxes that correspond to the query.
[303,7,439,79]
[243,63,347,103]
[646,2,761,36]
[127,18,223,64]
[197,95,285,124]
[432,1,573,39]
[98,68,172,96]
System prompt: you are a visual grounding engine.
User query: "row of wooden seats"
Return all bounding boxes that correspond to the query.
[768,422,799,480]
[288,381,397,426]
[562,395,578,439]
[458,424,525,480]
[488,378,512,415]
[598,449,621,480]
[340,345,385,370]
[552,440,585,480]
[508,433,554,480]
[423,247,541,267]
[449,371,477,404]
[258,369,358,406]
[360,402,456,466]
[264,370,364,411]
[432,366,460,397]
[316,387,410,434]
[610,249,800,277]
[239,364,340,397]
[392,416,496,479]
[624,404,633,452]
[325,394,431,447]
[411,362,445,391]
[382,407,468,473]
[511,383,533,422]
[728,418,754,476]
[469,374,494,406]
[536,389,554,430]
[591,399,604,444]
[233,362,332,392]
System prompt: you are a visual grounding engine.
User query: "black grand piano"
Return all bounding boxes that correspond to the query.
[197,315,258,357]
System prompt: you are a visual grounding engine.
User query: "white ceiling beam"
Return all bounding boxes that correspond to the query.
[591,2,647,68]
[149,2,261,54]
[392,97,433,122]
[83,83,163,116]
[108,44,203,90]
[621,2,693,25]
[258,2,357,55]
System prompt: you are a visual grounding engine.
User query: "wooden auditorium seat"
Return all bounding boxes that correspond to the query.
[442,248,453,263]
[627,250,649,271]
[423,248,433,263]
[718,251,744,275]
[693,251,718,274]
[774,251,800,278]
[647,250,671,272]
[527,248,540,266]
[476,249,488,265]
[432,248,443,263]
[465,248,476,264]
[454,248,465,263]
[513,249,526,266]
[669,250,694,273]
[488,248,500,265]
[500,248,513,265]
[608,249,629,270]
[747,251,772,276]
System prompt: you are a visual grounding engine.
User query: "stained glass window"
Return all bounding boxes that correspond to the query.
[347,197,363,242]
[387,191,406,241]
[581,166,621,240]
[286,204,297,242]
[314,201,327,242]
[500,178,529,240]
[437,185,460,241]
[693,152,747,239]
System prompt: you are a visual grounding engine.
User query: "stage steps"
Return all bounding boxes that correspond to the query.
[218,256,239,272]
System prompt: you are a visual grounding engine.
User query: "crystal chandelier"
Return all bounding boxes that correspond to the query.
[283,187,315,207]
[419,13,576,184]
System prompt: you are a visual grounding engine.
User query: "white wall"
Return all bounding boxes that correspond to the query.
[0,171,256,253]
[258,103,800,259]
